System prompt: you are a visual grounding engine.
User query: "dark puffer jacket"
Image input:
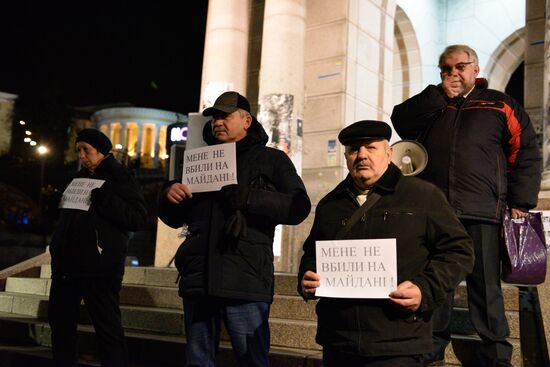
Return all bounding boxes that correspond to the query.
[158,119,311,303]
[49,155,147,277]
[391,82,541,222]
[298,163,473,356]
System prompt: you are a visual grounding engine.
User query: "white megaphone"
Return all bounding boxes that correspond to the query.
[390,140,428,176]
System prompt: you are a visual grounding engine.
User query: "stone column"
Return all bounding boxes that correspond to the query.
[119,123,126,150]
[542,0,550,192]
[257,0,306,272]
[199,0,250,110]
[135,124,143,168]
[154,123,161,168]
[258,0,306,170]
[530,0,550,356]
[156,2,250,267]
[0,92,17,155]
[524,0,545,191]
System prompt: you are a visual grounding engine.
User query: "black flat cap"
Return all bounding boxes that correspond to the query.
[76,128,112,155]
[202,91,251,116]
[338,120,392,145]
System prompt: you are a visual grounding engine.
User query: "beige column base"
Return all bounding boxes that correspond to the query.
[539,171,550,196]
[154,219,183,267]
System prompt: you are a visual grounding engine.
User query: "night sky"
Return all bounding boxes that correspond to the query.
[0,1,208,151]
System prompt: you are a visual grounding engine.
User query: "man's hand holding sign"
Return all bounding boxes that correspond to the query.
[297,120,474,365]
[157,91,311,366]
[304,238,421,312]
[166,142,237,204]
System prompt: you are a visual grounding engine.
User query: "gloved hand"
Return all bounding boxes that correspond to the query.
[220,184,250,211]
[224,210,248,238]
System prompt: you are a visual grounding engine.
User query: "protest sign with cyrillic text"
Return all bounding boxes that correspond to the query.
[315,238,397,298]
[182,142,237,192]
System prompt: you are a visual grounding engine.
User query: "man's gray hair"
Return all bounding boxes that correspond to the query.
[238,109,251,119]
[438,44,479,69]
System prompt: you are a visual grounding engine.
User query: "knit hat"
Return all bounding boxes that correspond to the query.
[76,128,112,155]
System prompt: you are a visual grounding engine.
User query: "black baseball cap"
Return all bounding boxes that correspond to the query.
[202,91,251,116]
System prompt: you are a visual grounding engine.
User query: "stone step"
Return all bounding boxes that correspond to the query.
[0,292,319,350]
[453,280,519,311]
[5,276,52,296]
[445,334,522,367]
[0,292,49,318]
[450,306,519,339]
[39,265,522,310]
[0,311,522,367]
[16,265,522,362]
[3,278,318,321]
[0,346,99,367]
[5,277,523,334]
[3,289,521,345]
[0,291,186,333]
[39,265,304,296]
[0,314,322,367]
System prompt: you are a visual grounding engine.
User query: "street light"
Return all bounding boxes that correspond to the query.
[37,145,49,155]
[37,145,49,210]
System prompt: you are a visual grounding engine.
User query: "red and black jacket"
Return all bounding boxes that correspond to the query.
[391,81,541,222]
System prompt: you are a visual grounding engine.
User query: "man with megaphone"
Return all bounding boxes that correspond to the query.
[391,44,541,367]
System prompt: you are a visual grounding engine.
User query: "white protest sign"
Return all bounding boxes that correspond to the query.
[182,142,237,192]
[59,178,105,211]
[315,238,397,298]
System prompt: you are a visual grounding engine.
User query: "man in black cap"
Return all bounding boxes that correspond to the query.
[48,128,147,366]
[298,120,474,366]
[158,91,311,366]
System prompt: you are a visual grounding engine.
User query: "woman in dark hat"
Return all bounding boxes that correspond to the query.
[48,128,147,366]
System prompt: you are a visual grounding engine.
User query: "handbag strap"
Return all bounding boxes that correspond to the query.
[335,192,381,240]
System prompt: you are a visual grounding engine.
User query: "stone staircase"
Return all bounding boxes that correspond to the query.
[0,264,523,366]
[0,265,322,366]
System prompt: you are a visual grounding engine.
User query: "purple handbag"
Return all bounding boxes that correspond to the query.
[501,210,547,285]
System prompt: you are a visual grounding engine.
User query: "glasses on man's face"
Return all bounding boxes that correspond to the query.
[440,61,474,75]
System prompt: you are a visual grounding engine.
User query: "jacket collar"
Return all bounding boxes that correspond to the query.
[371,162,401,193]
[468,78,488,99]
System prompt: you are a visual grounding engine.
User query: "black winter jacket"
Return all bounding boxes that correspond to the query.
[50,155,147,277]
[158,119,311,303]
[298,163,473,356]
[391,83,541,222]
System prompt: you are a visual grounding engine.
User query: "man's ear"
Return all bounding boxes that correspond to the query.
[244,115,252,130]
[473,64,480,77]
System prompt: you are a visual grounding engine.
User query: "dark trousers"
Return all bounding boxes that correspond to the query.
[48,275,127,367]
[323,349,424,367]
[183,295,270,367]
[429,221,512,365]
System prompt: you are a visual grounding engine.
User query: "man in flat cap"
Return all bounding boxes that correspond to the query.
[48,128,147,366]
[298,120,474,366]
[158,91,311,366]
